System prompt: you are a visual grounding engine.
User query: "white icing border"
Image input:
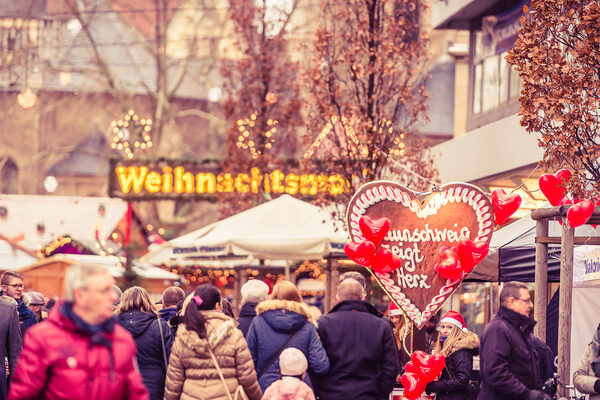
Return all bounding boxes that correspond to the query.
[348,182,494,328]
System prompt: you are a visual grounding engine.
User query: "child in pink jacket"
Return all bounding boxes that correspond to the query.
[262,348,316,400]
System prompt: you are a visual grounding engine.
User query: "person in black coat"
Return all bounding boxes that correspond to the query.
[0,300,22,400]
[312,279,399,400]
[237,279,269,337]
[425,310,479,400]
[478,281,550,400]
[116,286,173,400]
[158,286,185,327]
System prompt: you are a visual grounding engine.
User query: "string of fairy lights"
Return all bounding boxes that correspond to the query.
[110,110,153,159]
[235,112,278,159]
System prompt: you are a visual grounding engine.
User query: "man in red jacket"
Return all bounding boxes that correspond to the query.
[8,263,149,400]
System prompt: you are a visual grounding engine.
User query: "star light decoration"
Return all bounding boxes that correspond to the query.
[110,110,153,159]
[235,111,278,159]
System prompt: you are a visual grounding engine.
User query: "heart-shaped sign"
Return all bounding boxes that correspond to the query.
[456,237,489,273]
[359,216,391,247]
[567,200,595,227]
[344,241,376,266]
[491,188,522,225]
[400,372,426,400]
[539,169,571,206]
[347,182,493,329]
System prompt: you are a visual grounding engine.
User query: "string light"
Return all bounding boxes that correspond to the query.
[37,235,88,257]
[235,111,278,159]
[304,115,367,159]
[110,110,153,159]
[17,88,37,109]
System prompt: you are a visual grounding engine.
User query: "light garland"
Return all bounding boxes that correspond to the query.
[235,111,278,159]
[37,235,88,257]
[304,114,368,159]
[110,110,153,159]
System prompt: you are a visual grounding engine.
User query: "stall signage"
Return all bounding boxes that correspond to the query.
[583,248,600,281]
[108,159,348,199]
[347,181,494,329]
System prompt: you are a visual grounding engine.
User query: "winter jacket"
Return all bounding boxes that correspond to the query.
[0,302,22,400]
[312,300,400,400]
[117,310,173,400]
[164,310,262,400]
[246,300,330,392]
[425,330,480,400]
[17,298,37,333]
[8,305,149,400]
[573,342,600,399]
[262,377,316,400]
[478,306,543,400]
[159,307,178,323]
[238,302,258,337]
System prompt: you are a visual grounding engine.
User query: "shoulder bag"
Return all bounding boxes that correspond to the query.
[209,348,248,400]
[257,330,301,379]
[157,315,168,370]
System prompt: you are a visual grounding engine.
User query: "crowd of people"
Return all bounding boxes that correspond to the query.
[2,266,600,400]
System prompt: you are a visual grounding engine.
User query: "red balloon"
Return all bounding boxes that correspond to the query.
[539,170,571,206]
[344,241,376,266]
[491,188,522,225]
[411,351,446,382]
[559,196,573,206]
[370,248,402,274]
[400,372,426,400]
[457,237,489,273]
[434,248,463,281]
[567,200,595,228]
[359,215,391,247]
[404,361,420,375]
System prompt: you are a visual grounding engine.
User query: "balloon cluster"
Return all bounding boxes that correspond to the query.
[538,169,597,228]
[434,237,489,281]
[344,216,401,274]
[400,351,446,399]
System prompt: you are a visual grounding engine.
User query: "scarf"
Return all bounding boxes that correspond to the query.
[592,323,600,377]
[61,302,117,380]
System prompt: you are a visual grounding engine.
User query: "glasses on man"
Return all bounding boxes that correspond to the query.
[2,283,24,290]
[516,297,532,304]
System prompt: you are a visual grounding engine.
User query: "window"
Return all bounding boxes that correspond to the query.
[0,158,19,194]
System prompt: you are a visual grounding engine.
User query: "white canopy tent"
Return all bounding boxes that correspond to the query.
[153,195,348,263]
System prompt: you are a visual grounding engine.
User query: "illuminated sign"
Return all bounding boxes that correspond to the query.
[108,159,348,199]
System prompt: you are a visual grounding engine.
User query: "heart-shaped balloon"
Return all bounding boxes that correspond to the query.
[404,361,420,375]
[539,170,571,206]
[344,241,376,266]
[411,351,446,382]
[456,237,489,273]
[559,196,572,206]
[371,247,402,274]
[359,216,391,247]
[567,200,595,228]
[434,247,463,281]
[491,189,522,225]
[400,372,426,400]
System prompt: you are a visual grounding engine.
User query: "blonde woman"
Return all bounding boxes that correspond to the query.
[116,286,173,400]
[425,311,480,400]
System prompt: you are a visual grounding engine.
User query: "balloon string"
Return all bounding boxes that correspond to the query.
[401,313,414,357]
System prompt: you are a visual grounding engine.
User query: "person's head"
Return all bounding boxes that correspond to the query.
[1,271,25,300]
[183,284,222,338]
[339,271,367,297]
[434,310,468,356]
[500,281,533,317]
[116,286,157,315]
[162,286,185,308]
[0,295,17,308]
[336,278,364,303]
[388,301,404,328]
[27,291,45,314]
[279,347,308,379]
[240,279,269,304]
[270,281,302,303]
[65,263,117,325]
[221,298,234,318]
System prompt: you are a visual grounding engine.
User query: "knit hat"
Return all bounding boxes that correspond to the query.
[388,301,403,316]
[279,348,308,376]
[440,310,467,332]
[28,291,45,306]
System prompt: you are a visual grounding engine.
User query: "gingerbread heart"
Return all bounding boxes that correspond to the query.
[344,241,376,266]
[359,215,391,247]
[347,182,493,329]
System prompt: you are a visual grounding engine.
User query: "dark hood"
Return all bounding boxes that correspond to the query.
[256,299,309,334]
[328,299,382,317]
[159,307,178,321]
[117,309,157,338]
[239,302,258,318]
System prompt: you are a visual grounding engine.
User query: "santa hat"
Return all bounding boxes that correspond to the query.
[440,310,467,332]
[388,301,403,316]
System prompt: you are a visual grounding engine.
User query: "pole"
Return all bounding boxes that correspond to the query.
[534,219,549,340]
[557,221,574,398]
[324,258,332,311]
